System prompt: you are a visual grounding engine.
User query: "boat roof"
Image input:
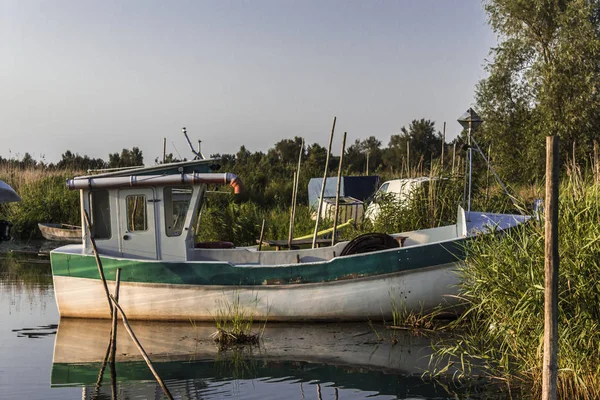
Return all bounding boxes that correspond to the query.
[0,180,21,203]
[75,159,220,179]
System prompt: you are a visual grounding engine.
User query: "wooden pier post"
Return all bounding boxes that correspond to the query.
[542,135,559,400]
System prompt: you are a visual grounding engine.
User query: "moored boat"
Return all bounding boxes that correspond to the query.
[38,223,82,243]
[49,159,528,321]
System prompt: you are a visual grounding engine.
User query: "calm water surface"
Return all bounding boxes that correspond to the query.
[0,245,487,400]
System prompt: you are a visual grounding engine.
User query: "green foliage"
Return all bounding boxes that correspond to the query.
[0,170,80,238]
[477,0,600,182]
[108,147,144,168]
[433,175,600,399]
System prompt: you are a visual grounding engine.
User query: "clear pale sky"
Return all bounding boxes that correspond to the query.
[1,0,496,164]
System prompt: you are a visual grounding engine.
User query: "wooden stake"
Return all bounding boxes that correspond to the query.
[110,294,174,400]
[312,117,336,249]
[542,135,559,400]
[162,138,166,163]
[441,121,446,170]
[287,171,297,249]
[258,219,266,251]
[289,139,304,244]
[452,143,456,175]
[331,132,347,246]
[83,209,113,317]
[110,268,121,362]
[406,141,410,177]
[109,267,120,400]
[594,140,598,184]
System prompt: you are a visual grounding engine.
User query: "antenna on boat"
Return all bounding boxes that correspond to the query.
[182,127,205,160]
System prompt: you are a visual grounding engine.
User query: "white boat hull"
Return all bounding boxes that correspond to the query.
[53,262,460,321]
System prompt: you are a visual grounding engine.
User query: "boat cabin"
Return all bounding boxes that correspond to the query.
[70,160,234,261]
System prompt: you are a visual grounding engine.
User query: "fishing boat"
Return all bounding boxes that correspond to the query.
[49,159,528,321]
[38,223,82,243]
[0,180,21,241]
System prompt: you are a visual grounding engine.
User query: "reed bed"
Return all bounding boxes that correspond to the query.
[0,166,82,238]
[431,173,600,399]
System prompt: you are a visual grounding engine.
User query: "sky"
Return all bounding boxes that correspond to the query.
[1,0,496,164]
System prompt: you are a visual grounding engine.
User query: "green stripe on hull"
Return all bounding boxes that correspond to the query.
[50,239,466,286]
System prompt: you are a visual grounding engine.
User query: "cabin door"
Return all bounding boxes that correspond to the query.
[118,188,158,259]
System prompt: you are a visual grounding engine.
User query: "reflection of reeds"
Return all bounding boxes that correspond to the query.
[0,258,53,291]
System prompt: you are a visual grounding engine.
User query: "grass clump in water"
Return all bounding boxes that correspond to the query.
[210,293,266,348]
[431,173,600,399]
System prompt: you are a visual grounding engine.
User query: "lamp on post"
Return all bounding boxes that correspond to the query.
[457,108,483,213]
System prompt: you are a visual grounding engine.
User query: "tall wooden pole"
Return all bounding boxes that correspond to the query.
[83,210,113,317]
[406,142,410,177]
[312,117,336,249]
[594,140,599,184]
[441,122,446,170]
[542,135,559,400]
[452,143,456,175]
[289,139,304,244]
[331,132,347,246]
[287,171,297,249]
[162,138,167,163]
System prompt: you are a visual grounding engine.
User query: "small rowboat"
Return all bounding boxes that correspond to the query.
[38,223,82,243]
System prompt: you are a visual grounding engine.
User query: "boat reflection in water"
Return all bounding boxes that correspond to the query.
[51,318,476,399]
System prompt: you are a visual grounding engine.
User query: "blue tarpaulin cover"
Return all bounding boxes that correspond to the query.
[308,176,379,209]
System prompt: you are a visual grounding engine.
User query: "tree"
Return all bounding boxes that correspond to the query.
[384,119,442,173]
[476,0,600,182]
[108,147,144,168]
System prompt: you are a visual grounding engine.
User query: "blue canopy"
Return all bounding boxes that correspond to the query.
[308,176,379,209]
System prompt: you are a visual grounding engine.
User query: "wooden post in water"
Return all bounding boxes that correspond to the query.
[110,268,121,362]
[312,117,336,249]
[331,132,347,246]
[83,210,113,317]
[542,135,559,400]
[110,294,174,400]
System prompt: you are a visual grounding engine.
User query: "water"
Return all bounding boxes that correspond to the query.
[0,246,488,400]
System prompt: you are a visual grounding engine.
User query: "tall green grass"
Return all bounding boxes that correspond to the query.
[0,167,81,238]
[432,174,600,399]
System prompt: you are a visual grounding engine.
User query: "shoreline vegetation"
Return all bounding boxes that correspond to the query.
[2,156,599,398]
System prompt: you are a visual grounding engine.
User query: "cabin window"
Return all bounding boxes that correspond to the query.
[90,190,111,239]
[164,186,192,237]
[126,195,147,231]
